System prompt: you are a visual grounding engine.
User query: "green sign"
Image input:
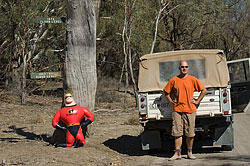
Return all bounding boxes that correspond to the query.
[30,72,61,79]
[35,17,66,24]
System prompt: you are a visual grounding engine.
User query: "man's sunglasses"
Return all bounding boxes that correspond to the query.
[65,96,72,99]
[180,66,189,69]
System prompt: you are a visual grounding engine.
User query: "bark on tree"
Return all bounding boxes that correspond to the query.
[151,2,178,53]
[119,0,138,108]
[150,1,169,54]
[92,0,101,19]
[64,0,97,111]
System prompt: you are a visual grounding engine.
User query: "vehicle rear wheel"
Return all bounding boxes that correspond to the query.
[221,145,234,151]
[148,149,161,154]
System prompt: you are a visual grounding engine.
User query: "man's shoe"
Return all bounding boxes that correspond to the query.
[187,150,196,160]
[169,153,181,161]
[169,149,181,161]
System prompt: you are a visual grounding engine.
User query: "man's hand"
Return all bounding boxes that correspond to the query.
[190,98,200,108]
[164,91,177,106]
[190,98,197,105]
[191,88,207,106]
[170,99,177,106]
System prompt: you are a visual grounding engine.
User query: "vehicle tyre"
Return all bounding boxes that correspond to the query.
[221,145,234,151]
[148,149,160,154]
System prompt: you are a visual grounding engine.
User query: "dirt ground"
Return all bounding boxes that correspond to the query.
[0,89,145,166]
[1,89,250,166]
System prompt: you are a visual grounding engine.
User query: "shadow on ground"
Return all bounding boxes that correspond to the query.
[202,155,250,165]
[103,134,229,157]
[103,135,148,156]
[1,125,51,143]
[1,125,67,146]
[1,124,85,146]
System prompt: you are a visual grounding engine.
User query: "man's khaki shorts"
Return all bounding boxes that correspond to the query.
[171,111,196,137]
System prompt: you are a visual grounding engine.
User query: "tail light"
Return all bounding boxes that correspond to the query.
[140,114,147,120]
[141,97,145,102]
[138,95,149,124]
[221,89,230,115]
[139,95,147,110]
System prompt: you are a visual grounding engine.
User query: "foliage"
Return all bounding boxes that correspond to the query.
[97,0,158,79]
[0,0,66,81]
[96,0,249,83]
[0,0,249,95]
[0,0,66,97]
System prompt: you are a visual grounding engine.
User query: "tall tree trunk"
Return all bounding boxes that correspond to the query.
[64,0,97,111]
[93,0,101,19]
[7,66,22,94]
[121,0,138,108]
[21,54,28,104]
[150,2,169,54]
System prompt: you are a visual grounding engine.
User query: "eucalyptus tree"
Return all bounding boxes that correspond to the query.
[0,0,66,104]
[154,0,250,59]
[64,0,100,110]
[219,0,250,60]
[96,0,249,98]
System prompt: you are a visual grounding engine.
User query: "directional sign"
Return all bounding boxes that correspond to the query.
[35,17,66,24]
[30,72,62,79]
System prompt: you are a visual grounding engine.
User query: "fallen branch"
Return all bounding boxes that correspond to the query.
[118,89,135,96]
[28,83,46,95]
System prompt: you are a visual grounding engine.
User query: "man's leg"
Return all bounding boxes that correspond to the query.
[169,112,183,160]
[175,136,182,149]
[185,112,196,159]
[169,136,182,160]
[186,137,196,159]
[186,136,194,148]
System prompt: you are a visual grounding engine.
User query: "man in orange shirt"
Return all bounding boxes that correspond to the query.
[164,60,207,160]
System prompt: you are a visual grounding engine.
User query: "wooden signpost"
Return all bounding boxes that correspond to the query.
[30,72,61,79]
[32,16,65,79]
[35,17,66,24]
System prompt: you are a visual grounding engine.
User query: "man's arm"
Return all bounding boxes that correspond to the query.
[163,90,177,106]
[191,88,207,105]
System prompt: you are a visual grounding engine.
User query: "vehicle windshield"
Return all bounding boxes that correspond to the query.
[228,60,250,83]
[159,59,206,82]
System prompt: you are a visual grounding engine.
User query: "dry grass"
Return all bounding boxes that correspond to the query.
[29,113,46,124]
[95,77,137,110]
[123,114,140,125]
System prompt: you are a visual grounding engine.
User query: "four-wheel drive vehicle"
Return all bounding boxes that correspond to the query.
[138,49,234,151]
[227,58,250,113]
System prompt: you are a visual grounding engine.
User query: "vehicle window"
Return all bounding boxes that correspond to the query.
[228,61,250,83]
[159,59,206,82]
